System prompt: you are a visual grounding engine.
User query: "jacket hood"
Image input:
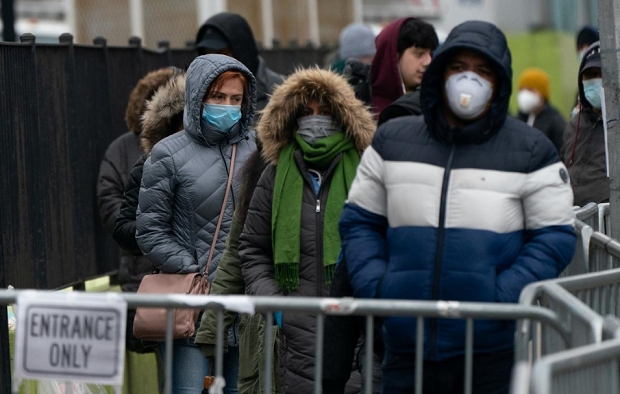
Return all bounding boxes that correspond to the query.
[371,17,409,116]
[378,90,422,126]
[183,54,256,147]
[140,71,186,154]
[577,41,601,111]
[258,68,376,165]
[420,20,512,144]
[125,68,176,135]
[196,13,259,75]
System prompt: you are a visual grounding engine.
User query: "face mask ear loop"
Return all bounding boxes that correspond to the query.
[568,110,581,167]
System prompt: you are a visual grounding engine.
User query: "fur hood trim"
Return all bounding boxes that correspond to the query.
[258,67,376,165]
[140,71,186,154]
[125,68,176,135]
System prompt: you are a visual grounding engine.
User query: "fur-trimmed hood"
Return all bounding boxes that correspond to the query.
[140,71,186,154]
[125,68,176,135]
[258,68,376,165]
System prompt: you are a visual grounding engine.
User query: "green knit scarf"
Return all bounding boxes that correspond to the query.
[272,132,359,294]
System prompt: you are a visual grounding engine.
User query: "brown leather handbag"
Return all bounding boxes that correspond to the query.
[133,145,237,341]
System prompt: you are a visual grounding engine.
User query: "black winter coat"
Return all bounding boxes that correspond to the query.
[240,152,340,393]
[97,131,152,292]
[114,154,147,256]
[517,103,566,154]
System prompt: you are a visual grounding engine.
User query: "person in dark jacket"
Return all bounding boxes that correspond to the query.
[340,21,576,393]
[114,70,185,258]
[112,69,185,394]
[195,12,283,112]
[377,91,423,126]
[516,67,566,153]
[370,17,438,117]
[561,42,608,207]
[97,67,176,293]
[136,54,257,394]
[239,68,375,394]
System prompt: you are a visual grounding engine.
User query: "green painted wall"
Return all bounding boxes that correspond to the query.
[506,30,580,120]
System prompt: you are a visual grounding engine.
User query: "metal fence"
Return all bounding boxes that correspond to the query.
[511,214,620,393]
[1,290,579,394]
[0,35,331,292]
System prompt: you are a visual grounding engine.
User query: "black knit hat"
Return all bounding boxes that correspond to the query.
[576,26,599,49]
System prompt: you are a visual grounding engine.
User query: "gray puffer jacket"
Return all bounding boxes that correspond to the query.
[136,54,257,276]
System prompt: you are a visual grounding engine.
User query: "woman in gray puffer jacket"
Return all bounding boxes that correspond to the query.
[136,54,257,394]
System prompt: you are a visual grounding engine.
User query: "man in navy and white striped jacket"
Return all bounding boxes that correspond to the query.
[339,21,576,393]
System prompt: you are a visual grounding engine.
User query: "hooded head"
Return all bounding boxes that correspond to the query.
[183,54,256,147]
[371,17,438,116]
[577,41,602,111]
[339,23,376,62]
[140,70,186,154]
[125,68,176,135]
[576,26,599,54]
[195,13,260,75]
[257,68,375,165]
[421,20,512,144]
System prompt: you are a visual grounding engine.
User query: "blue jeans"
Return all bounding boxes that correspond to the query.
[381,349,513,394]
[159,339,239,394]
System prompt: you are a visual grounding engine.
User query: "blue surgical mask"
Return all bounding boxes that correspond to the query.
[201,104,242,132]
[583,78,603,109]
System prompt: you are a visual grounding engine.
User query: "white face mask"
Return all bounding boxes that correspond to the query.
[517,90,543,114]
[445,71,493,120]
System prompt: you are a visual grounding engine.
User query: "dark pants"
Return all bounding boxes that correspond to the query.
[381,349,514,394]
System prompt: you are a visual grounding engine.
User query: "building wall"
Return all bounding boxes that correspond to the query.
[75,0,131,45]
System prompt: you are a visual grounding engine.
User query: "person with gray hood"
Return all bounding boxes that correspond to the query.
[136,54,257,394]
[195,12,283,112]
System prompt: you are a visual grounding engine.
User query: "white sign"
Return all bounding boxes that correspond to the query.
[13,292,126,387]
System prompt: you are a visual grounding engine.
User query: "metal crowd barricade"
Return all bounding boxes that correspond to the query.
[561,219,594,277]
[574,202,599,229]
[517,282,604,361]
[586,228,620,272]
[529,316,620,394]
[0,290,571,394]
[550,267,620,322]
[598,203,611,236]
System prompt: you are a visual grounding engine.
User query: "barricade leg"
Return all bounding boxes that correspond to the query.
[464,319,473,394]
[415,317,424,394]
[314,314,324,394]
[364,315,373,394]
[264,313,273,394]
[164,309,174,394]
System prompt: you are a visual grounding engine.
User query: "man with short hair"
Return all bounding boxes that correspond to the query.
[370,17,438,116]
[195,12,283,111]
[340,21,576,393]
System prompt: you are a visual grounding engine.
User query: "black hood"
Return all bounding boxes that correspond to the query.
[196,12,259,75]
[420,21,512,144]
[378,90,422,126]
[577,41,601,111]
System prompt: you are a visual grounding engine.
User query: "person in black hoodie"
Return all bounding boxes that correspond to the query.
[195,12,283,112]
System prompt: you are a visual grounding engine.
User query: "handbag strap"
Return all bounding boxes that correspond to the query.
[204,144,237,276]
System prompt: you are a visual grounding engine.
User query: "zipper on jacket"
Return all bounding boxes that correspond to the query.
[429,144,456,360]
[232,313,239,346]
